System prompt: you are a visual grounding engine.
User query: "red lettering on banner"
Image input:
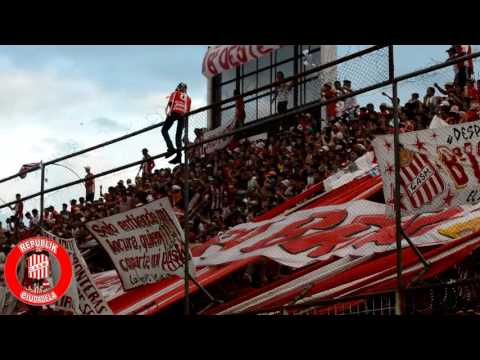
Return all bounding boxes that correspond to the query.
[162,243,186,272]
[240,210,348,253]
[351,207,463,249]
[229,46,239,67]
[438,145,468,187]
[247,45,258,60]
[453,147,465,160]
[281,224,369,257]
[257,45,272,54]
[202,46,279,77]
[219,47,230,71]
[237,46,247,63]
[281,214,395,257]
[224,223,273,251]
[90,222,119,238]
[403,207,463,237]
[353,215,395,229]
[206,50,220,77]
[465,142,480,184]
[191,238,220,257]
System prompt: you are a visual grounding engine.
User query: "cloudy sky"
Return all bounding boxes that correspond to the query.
[0,45,477,222]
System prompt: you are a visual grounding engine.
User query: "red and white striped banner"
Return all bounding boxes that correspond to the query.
[373,120,480,217]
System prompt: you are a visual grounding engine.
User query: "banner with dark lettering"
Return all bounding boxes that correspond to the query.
[85,198,195,291]
[202,45,282,78]
[195,199,480,268]
[373,120,480,217]
[42,230,112,315]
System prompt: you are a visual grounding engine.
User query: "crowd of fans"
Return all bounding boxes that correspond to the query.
[1,45,480,291]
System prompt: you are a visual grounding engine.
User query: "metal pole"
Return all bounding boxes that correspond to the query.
[183,116,190,316]
[389,45,403,315]
[39,161,45,226]
[188,273,217,304]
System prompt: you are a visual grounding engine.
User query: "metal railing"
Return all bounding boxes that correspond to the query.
[0,45,390,210]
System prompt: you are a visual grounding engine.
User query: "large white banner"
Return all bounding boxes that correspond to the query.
[202,45,281,78]
[203,116,237,155]
[85,198,195,291]
[194,200,480,268]
[373,120,480,217]
[42,230,112,315]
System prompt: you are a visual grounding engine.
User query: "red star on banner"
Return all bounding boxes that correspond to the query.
[431,131,438,140]
[414,136,427,151]
[384,141,392,152]
[443,189,455,207]
[384,162,394,177]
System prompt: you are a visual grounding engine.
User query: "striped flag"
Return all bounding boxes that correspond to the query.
[18,163,41,179]
[399,151,445,209]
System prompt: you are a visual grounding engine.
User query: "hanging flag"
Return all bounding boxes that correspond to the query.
[18,163,41,179]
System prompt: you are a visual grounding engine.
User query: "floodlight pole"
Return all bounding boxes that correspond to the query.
[389,45,404,315]
[183,116,190,316]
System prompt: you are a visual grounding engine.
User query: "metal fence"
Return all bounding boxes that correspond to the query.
[1,45,480,315]
[250,276,480,316]
[0,45,392,213]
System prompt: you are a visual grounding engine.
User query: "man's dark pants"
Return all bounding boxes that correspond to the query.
[162,112,186,153]
[86,192,94,203]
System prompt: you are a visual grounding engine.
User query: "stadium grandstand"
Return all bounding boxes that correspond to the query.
[2,44,480,315]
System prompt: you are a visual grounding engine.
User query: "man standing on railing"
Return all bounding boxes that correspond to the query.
[162,82,192,165]
[84,166,95,203]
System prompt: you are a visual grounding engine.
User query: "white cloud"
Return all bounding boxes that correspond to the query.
[0,55,207,222]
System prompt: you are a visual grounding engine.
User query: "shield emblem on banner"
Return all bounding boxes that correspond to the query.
[398,148,445,209]
[27,254,50,280]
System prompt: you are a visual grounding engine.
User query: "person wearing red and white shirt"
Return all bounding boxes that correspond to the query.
[84,166,95,203]
[162,82,192,165]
